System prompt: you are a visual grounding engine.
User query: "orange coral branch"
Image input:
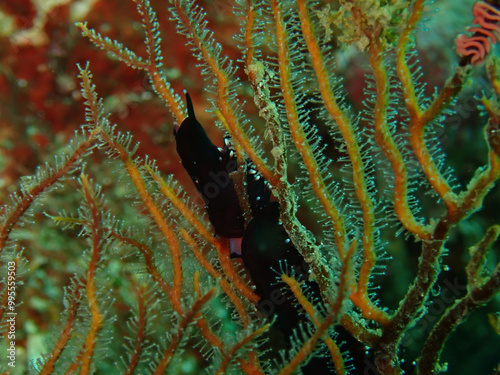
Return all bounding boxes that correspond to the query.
[195,315,224,349]
[240,352,265,375]
[111,232,172,296]
[345,239,389,327]
[179,228,251,326]
[215,324,269,375]
[76,22,150,71]
[192,271,225,348]
[172,1,276,186]
[76,16,185,124]
[340,314,380,346]
[80,174,104,375]
[65,354,83,375]
[297,0,375,260]
[296,0,388,325]
[271,0,348,258]
[241,0,334,307]
[39,280,84,375]
[146,165,259,303]
[133,0,185,124]
[396,0,426,119]
[458,149,500,218]
[396,0,464,212]
[124,283,148,375]
[278,307,337,375]
[369,42,431,240]
[0,129,98,254]
[241,1,287,182]
[153,287,215,375]
[98,129,183,313]
[407,72,464,215]
[192,272,264,373]
[281,274,345,374]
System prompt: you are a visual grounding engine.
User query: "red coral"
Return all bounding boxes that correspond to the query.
[456,1,500,65]
[0,0,36,29]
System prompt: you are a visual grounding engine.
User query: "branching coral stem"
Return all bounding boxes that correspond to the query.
[123,283,148,375]
[100,131,183,313]
[396,0,426,119]
[0,129,98,254]
[179,228,252,326]
[396,0,466,214]
[79,63,186,311]
[172,1,276,186]
[242,1,287,181]
[79,175,104,375]
[39,280,84,375]
[134,0,185,123]
[192,272,264,374]
[419,226,500,374]
[458,150,500,219]
[281,274,346,374]
[406,70,465,217]
[271,0,347,259]
[110,232,172,296]
[215,324,269,375]
[153,287,215,374]
[76,17,185,124]
[146,165,259,303]
[369,42,431,240]
[296,0,389,326]
[277,305,338,375]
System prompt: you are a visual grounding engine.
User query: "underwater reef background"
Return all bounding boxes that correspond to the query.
[0,0,500,374]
